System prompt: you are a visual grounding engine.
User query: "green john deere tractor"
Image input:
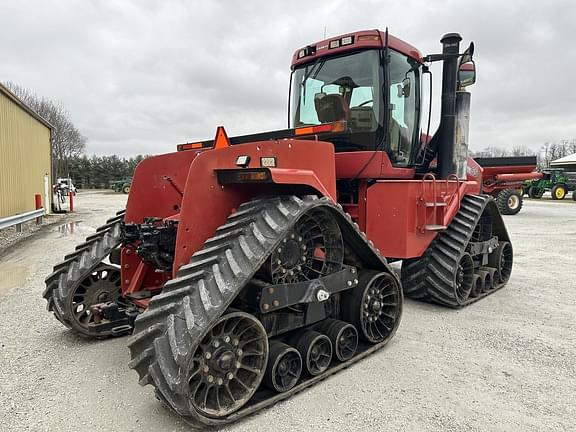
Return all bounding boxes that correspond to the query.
[523,168,576,200]
[109,177,132,194]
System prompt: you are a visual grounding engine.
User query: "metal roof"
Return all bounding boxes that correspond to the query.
[551,153,576,166]
[0,82,53,130]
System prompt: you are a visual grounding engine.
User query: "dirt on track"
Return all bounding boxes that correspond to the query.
[0,191,575,432]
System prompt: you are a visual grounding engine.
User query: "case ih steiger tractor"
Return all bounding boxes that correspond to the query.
[44,30,514,427]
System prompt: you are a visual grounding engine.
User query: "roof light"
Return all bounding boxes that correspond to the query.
[329,40,340,49]
[298,49,306,59]
[341,36,354,45]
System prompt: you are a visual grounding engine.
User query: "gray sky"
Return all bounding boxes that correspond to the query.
[1,0,575,157]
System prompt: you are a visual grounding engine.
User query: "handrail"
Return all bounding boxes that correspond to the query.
[0,208,45,231]
[446,174,461,205]
[420,173,437,206]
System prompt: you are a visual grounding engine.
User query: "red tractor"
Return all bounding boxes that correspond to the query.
[44,30,514,427]
[474,156,542,215]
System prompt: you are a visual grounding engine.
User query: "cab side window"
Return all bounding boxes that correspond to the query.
[387,51,420,166]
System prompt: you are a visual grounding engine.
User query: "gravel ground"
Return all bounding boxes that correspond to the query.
[0,191,575,432]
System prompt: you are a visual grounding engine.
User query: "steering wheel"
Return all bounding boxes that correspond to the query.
[358,100,373,107]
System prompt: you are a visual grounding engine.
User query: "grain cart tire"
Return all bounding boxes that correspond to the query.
[552,184,566,200]
[122,184,131,194]
[573,191,576,201]
[496,189,523,215]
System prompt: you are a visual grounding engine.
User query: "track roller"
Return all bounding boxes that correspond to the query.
[264,341,302,393]
[291,330,332,376]
[480,267,497,290]
[314,319,358,362]
[470,273,484,298]
[475,270,492,292]
[343,271,402,344]
[489,241,513,284]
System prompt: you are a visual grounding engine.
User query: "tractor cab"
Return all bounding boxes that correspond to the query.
[290,30,476,176]
[290,31,422,168]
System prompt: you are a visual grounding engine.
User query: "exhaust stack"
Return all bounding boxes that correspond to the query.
[437,33,462,179]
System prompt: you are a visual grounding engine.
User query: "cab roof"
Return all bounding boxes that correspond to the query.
[291,29,423,69]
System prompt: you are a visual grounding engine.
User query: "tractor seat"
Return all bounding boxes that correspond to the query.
[314,93,350,123]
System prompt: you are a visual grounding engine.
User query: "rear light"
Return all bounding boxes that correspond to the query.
[217,169,272,184]
[294,121,347,136]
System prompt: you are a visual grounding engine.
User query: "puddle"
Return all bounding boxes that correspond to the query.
[54,221,96,236]
[0,265,27,297]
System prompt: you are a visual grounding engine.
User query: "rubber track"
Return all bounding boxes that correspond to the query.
[401,194,509,308]
[43,210,125,334]
[128,195,399,427]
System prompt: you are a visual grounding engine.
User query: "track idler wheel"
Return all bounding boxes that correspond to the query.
[188,312,268,418]
[489,241,513,284]
[291,330,332,376]
[264,341,302,393]
[454,253,474,302]
[315,319,358,362]
[343,271,402,344]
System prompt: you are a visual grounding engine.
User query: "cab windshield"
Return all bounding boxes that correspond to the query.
[290,50,382,135]
[290,49,421,167]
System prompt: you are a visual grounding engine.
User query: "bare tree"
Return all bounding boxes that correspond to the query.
[4,82,87,180]
[538,139,576,169]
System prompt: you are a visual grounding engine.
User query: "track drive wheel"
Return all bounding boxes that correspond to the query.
[264,341,302,393]
[552,184,566,200]
[188,312,268,418]
[343,271,402,343]
[488,241,513,284]
[496,189,523,215]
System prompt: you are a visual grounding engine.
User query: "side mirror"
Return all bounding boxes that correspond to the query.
[460,41,474,65]
[458,62,476,88]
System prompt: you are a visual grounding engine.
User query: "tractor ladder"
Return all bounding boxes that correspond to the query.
[417,173,460,233]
